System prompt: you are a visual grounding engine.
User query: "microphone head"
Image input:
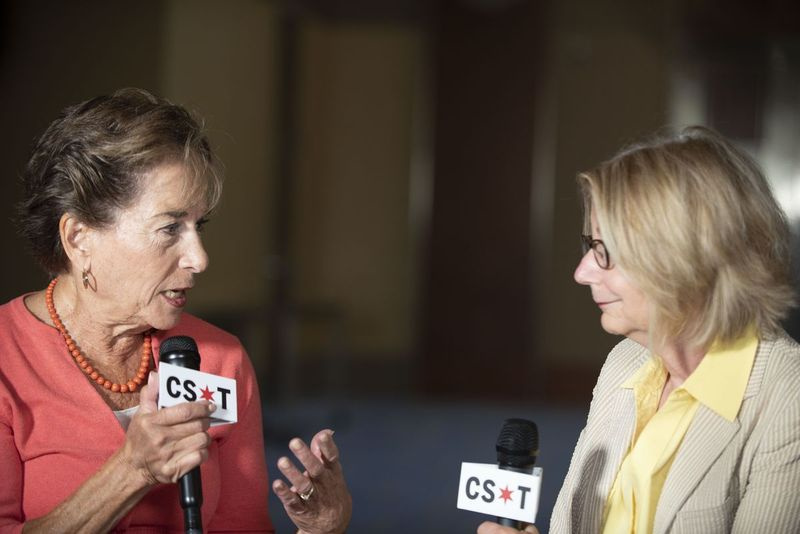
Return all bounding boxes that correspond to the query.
[496,418,539,469]
[159,335,200,370]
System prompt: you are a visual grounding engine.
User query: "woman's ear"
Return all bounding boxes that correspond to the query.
[59,213,92,269]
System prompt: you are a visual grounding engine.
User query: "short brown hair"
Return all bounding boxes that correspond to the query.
[18,88,222,274]
[579,126,794,348]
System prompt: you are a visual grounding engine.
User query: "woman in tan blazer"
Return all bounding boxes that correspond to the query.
[480,126,800,534]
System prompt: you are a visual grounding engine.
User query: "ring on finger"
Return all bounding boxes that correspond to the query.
[298,484,315,501]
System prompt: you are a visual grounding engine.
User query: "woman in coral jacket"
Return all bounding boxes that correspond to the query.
[0,88,351,534]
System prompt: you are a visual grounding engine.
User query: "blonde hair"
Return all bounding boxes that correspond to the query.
[578,126,794,349]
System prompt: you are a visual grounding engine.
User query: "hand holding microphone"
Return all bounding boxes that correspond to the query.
[122,369,214,487]
[496,418,539,529]
[458,418,542,533]
[158,335,210,534]
[116,335,214,534]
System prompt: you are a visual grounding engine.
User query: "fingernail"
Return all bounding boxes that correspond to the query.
[290,438,303,451]
[278,457,290,469]
[207,403,216,413]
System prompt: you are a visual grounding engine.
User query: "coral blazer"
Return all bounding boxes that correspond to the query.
[0,296,274,533]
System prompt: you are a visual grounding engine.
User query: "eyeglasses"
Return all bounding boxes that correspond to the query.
[580,234,612,269]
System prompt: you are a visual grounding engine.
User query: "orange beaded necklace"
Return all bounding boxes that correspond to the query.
[46,277,151,393]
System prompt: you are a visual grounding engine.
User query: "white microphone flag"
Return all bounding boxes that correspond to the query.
[456,462,542,523]
[158,362,238,426]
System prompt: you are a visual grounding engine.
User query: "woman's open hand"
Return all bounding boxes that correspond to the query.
[272,429,352,534]
[120,371,213,486]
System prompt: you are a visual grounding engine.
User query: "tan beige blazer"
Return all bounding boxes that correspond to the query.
[549,333,800,534]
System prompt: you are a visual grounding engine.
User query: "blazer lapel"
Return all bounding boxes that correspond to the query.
[578,387,637,534]
[652,408,739,533]
[652,336,770,534]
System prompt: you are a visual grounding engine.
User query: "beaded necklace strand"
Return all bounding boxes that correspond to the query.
[46,277,151,393]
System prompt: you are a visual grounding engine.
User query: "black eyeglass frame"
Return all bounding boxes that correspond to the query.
[580,234,612,270]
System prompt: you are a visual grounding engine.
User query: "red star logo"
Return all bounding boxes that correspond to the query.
[199,385,215,402]
[499,485,514,504]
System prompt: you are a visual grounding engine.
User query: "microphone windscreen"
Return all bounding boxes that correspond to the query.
[496,418,539,468]
[159,335,198,355]
[159,335,200,369]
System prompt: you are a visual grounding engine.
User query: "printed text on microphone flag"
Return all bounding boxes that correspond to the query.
[457,462,542,523]
[158,362,238,426]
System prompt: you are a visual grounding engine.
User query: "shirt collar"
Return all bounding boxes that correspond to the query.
[620,331,758,422]
[680,331,758,421]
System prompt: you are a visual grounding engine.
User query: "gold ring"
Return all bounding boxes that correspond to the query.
[298,485,315,501]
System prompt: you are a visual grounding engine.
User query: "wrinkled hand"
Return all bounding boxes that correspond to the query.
[477,521,539,534]
[272,429,352,534]
[121,371,213,486]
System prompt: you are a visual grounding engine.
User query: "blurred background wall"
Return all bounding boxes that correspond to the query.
[2,0,800,530]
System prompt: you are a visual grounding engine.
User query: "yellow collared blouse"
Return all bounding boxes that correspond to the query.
[601,332,758,534]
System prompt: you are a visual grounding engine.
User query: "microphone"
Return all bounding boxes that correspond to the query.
[159,335,204,534]
[495,418,539,529]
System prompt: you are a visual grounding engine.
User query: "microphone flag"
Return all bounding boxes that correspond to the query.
[158,362,238,426]
[456,462,542,523]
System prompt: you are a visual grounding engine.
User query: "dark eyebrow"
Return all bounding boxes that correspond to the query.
[153,211,188,219]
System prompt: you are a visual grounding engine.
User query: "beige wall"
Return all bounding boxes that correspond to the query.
[535,1,673,367]
[291,20,423,360]
[535,1,800,368]
[161,0,280,312]
[160,7,425,365]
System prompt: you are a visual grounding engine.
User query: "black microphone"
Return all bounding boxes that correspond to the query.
[496,418,539,529]
[159,335,204,534]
